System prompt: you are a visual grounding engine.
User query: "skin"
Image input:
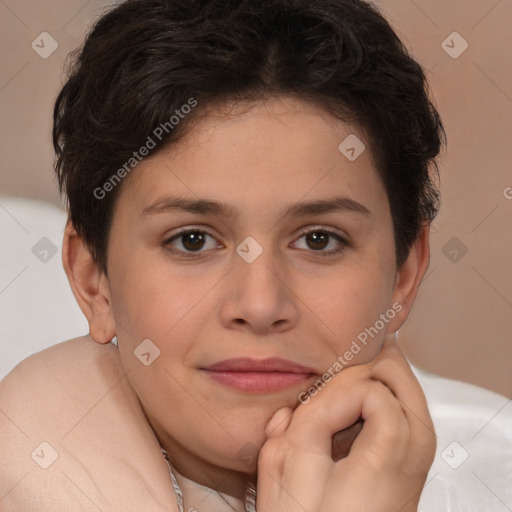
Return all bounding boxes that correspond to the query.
[0,96,435,511]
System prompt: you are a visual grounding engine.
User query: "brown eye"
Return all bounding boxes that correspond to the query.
[165,229,220,255]
[181,231,206,251]
[305,231,329,250]
[293,229,348,256]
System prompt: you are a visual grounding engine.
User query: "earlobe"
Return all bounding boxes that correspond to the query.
[62,219,116,344]
[388,224,431,333]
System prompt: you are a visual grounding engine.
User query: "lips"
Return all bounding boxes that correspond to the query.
[200,357,317,393]
[203,357,317,373]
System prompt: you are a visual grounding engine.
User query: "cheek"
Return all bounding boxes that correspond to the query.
[108,248,216,343]
[307,259,396,364]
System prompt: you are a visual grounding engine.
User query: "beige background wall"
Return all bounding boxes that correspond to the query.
[0,0,511,397]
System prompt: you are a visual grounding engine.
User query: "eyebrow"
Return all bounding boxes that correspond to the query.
[141,195,371,219]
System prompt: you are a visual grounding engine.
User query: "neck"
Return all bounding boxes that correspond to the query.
[144,409,256,503]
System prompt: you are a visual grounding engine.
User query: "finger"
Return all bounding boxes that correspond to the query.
[265,407,293,438]
[283,369,370,457]
[346,378,410,466]
[370,337,435,439]
[258,411,331,511]
[284,369,410,465]
[369,336,436,464]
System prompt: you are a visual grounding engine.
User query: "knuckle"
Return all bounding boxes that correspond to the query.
[371,381,409,439]
[337,363,371,382]
[258,437,287,470]
[370,355,402,379]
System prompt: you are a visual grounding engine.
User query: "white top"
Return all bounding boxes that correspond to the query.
[411,365,512,511]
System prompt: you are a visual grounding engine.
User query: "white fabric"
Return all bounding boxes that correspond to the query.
[1,196,511,510]
[0,195,88,380]
[412,365,512,511]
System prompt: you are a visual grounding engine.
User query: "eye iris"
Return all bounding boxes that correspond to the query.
[306,231,329,250]
[182,231,205,251]
[177,231,334,252]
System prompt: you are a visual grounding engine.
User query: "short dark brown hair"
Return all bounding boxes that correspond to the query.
[53,0,446,274]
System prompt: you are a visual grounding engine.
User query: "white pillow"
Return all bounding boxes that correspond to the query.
[0,195,88,379]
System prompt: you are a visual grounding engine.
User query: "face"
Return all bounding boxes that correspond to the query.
[102,96,405,476]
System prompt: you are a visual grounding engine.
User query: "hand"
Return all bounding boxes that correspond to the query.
[256,335,436,512]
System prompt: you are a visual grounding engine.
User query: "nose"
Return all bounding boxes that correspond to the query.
[219,244,299,336]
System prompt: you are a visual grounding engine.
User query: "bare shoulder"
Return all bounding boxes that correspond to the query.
[1,335,122,394]
[0,335,119,422]
[0,335,125,442]
[0,336,177,511]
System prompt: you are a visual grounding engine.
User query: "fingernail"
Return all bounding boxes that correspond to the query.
[265,407,291,437]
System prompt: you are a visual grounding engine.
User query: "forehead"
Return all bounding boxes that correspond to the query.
[115,96,385,220]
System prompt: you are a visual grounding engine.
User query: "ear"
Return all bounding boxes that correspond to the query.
[387,223,431,333]
[62,219,116,344]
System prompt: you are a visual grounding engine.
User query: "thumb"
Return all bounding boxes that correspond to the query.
[265,407,293,438]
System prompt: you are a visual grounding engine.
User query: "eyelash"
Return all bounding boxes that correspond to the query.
[163,227,350,259]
